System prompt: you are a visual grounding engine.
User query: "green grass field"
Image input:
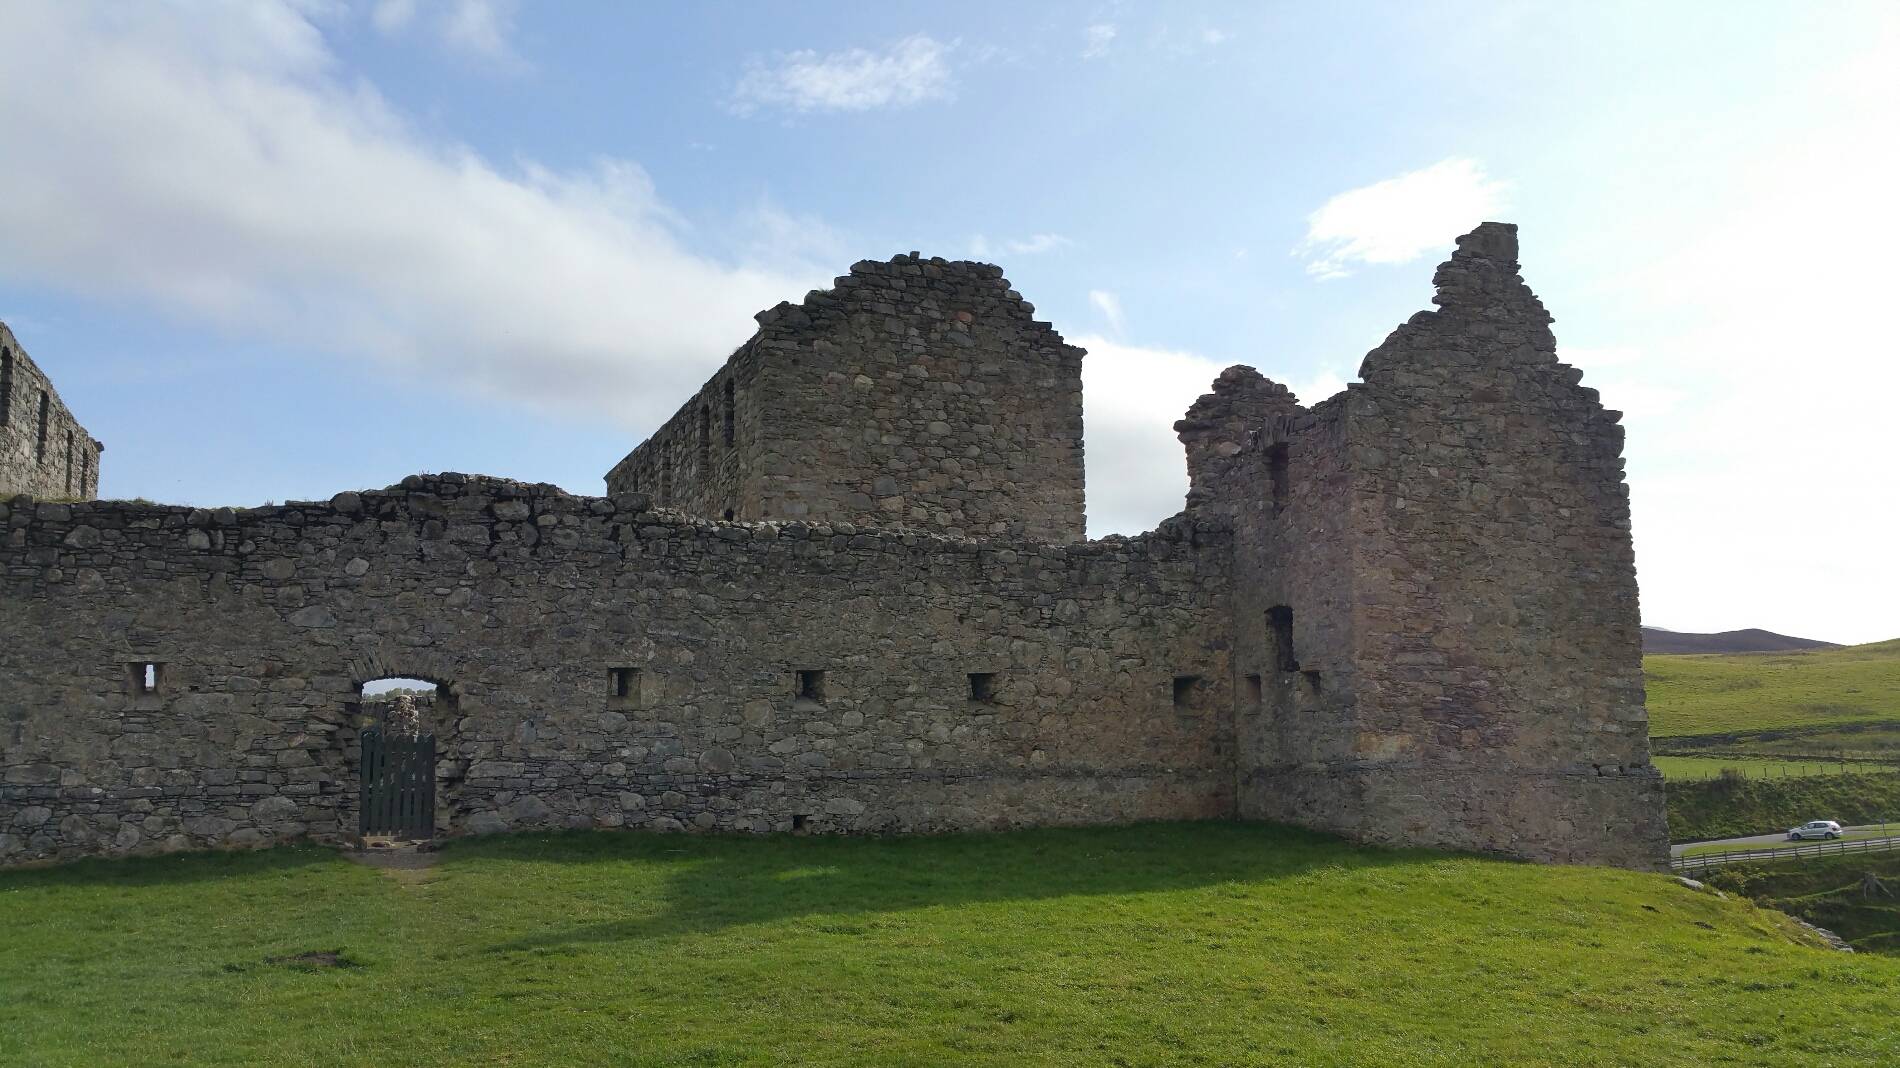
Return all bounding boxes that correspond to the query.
[1645,638,1900,739]
[4,824,1898,1067]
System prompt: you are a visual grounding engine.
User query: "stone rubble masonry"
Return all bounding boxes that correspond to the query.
[606,254,1086,542]
[0,322,103,501]
[0,223,1667,871]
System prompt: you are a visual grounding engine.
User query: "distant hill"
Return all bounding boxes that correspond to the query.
[1642,627,1840,655]
[1645,637,1900,738]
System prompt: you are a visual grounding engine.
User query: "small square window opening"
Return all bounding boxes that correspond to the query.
[795,670,827,705]
[968,672,997,703]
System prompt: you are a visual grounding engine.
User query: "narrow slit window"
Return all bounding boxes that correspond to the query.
[64,429,74,494]
[1268,606,1298,672]
[1245,673,1264,704]
[0,346,12,426]
[699,405,712,469]
[723,380,736,446]
[1267,442,1289,516]
[968,672,997,704]
[128,662,162,696]
[36,390,49,461]
[81,451,91,496]
[795,670,827,705]
[1173,674,1202,711]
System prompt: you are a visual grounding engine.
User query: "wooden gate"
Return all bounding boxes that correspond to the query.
[359,727,436,840]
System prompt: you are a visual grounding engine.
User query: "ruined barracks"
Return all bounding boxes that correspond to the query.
[0,223,1669,870]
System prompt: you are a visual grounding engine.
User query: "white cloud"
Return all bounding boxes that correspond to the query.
[970,233,1069,258]
[370,0,417,34]
[1082,24,1117,59]
[0,0,822,437]
[1087,290,1126,336]
[370,0,524,69]
[1201,29,1231,47]
[731,35,953,115]
[1595,30,1900,645]
[1297,158,1510,280]
[1076,334,1224,534]
[1075,334,1352,536]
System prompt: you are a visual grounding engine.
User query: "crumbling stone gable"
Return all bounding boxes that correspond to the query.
[0,322,103,501]
[1190,223,1665,869]
[606,254,1086,542]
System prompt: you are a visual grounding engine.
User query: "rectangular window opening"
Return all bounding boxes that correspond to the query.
[698,405,712,470]
[791,813,809,833]
[723,380,736,446]
[795,669,827,705]
[1245,673,1264,705]
[64,429,74,494]
[1173,674,1202,711]
[36,390,49,462]
[968,672,997,704]
[0,346,12,426]
[1267,442,1289,516]
[609,667,643,705]
[128,662,163,696]
[1268,606,1299,673]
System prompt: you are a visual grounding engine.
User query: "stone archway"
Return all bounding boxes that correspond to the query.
[330,655,472,842]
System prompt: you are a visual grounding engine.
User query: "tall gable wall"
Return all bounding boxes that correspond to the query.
[1,323,103,501]
[607,255,1086,541]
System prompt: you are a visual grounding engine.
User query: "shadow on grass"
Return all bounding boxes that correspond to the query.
[466,820,1434,955]
[0,842,345,889]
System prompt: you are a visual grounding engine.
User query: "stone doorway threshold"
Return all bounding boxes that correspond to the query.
[344,838,438,882]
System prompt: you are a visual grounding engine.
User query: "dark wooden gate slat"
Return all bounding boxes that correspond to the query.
[360,726,437,840]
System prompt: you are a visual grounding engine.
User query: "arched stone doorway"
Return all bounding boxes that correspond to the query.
[331,664,469,845]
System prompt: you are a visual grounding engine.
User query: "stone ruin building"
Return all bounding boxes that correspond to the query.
[0,321,103,502]
[0,223,1669,870]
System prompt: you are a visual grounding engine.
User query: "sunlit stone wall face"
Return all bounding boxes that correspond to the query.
[0,322,102,502]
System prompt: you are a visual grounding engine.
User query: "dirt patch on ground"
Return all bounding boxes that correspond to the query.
[265,949,360,969]
[345,845,438,885]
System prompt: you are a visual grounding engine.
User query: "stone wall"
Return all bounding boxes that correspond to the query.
[0,476,1230,866]
[0,322,102,501]
[607,255,1086,541]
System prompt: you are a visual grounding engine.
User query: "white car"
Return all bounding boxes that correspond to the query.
[1788,820,1843,841]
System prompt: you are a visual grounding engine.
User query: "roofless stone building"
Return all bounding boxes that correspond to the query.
[0,223,1668,870]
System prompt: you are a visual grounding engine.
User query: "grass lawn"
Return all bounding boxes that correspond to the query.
[1651,755,1887,782]
[1645,638,1900,739]
[3,823,1898,1067]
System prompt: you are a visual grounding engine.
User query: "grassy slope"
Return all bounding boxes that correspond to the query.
[1708,851,1900,954]
[4,825,1899,1067]
[1667,773,1900,843]
[1645,638,1900,739]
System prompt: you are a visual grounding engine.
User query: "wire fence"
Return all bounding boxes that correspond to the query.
[1671,832,1900,873]
[1654,757,1900,782]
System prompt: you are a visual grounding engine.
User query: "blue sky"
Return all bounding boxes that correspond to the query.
[0,1,1895,643]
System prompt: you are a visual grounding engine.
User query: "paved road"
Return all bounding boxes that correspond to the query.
[1671,823,1897,857]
